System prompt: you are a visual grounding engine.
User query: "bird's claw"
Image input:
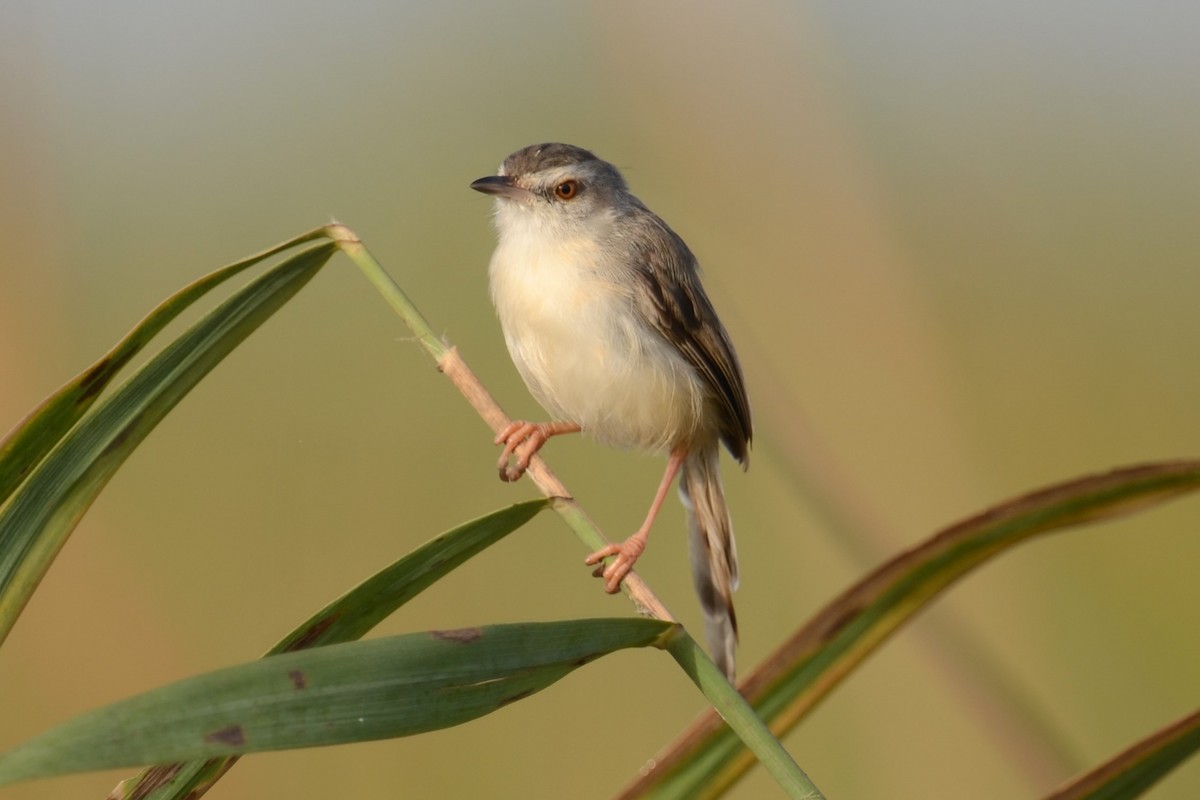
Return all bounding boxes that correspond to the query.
[585,536,647,594]
[493,420,580,482]
[494,421,542,482]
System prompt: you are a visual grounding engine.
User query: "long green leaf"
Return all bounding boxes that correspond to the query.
[0,227,333,507]
[0,242,337,647]
[0,618,675,786]
[664,632,825,800]
[113,499,550,800]
[1043,708,1200,800]
[277,499,552,651]
[622,460,1200,798]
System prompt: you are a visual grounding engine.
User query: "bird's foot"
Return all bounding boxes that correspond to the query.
[585,531,649,594]
[494,420,580,482]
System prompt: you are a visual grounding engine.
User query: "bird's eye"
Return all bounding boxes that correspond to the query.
[554,180,579,200]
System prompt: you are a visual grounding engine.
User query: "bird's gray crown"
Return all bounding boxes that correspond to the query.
[500,143,628,192]
[501,143,595,174]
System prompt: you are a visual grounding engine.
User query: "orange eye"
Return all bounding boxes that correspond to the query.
[554,180,578,200]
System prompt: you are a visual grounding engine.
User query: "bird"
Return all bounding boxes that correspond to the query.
[470,143,752,679]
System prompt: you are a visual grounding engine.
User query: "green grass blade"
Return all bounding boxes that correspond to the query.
[275,499,552,652]
[0,242,337,648]
[0,619,676,786]
[1043,708,1200,800]
[0,227,333,507]
[664,631,825,800]
[113,499,550,800]
[621,460,1200,799]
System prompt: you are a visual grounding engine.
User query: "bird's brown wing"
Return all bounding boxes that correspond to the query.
[629,213,752,464]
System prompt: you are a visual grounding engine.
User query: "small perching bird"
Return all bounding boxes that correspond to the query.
[471,143,752,679]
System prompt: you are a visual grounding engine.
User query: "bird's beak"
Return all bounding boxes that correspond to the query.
[470,174,533,201]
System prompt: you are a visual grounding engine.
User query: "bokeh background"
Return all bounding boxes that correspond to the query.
[2,2,1199,798]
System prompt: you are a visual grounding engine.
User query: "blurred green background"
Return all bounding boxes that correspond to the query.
[2,2,1198,798]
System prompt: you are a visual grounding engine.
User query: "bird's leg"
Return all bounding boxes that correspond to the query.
[585,446,688,593]
[494,420,582,482]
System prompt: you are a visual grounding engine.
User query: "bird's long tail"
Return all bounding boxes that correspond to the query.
[679,444,739,680]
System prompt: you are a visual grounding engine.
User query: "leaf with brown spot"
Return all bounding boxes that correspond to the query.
[111,501,544,800]
[112,499,548,800]
[430,627,484,643]
[201,726,245,747]
[281,615,340,654]
[0,619,675,787]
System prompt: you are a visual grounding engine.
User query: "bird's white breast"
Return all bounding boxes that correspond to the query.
[488,207,710,452]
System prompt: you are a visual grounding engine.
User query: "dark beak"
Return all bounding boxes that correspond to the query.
[470,174,532,201]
